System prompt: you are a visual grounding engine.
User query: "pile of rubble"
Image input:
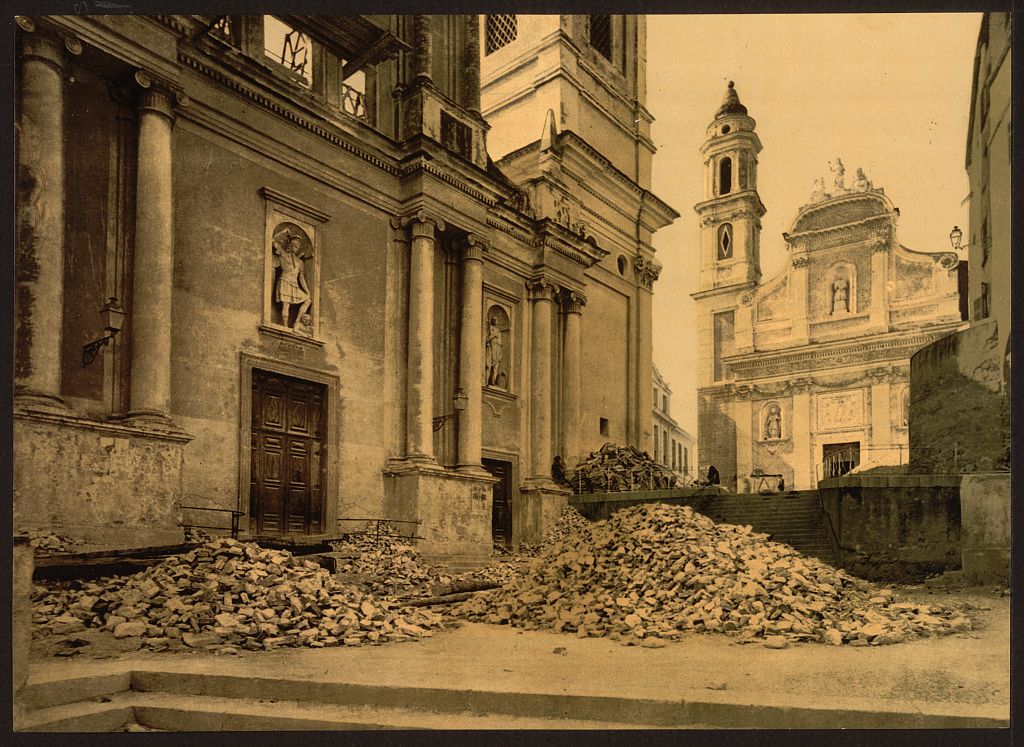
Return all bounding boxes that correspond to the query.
[330,528,454,599]
[28,530,82,554]
[32,538,447,653]
[569,443,678,494]
[519,506,592,558]
[457,503,973,648]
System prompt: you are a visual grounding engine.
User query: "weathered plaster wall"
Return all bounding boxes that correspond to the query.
[820,475,961,582]
[909,319,1009,472]
[517,485,570,545]
[579,282,630,453]
[698,390,736,488]
[171,123,390,524]
[13,415,186,546]
[960,473,1010,584]
[12,537,33,727]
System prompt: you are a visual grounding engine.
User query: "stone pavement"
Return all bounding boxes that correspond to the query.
[25,591,1009,729]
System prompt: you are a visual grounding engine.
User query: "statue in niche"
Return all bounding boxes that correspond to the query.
[830,273,850,315]
[853,167,873,192]
[273,227,312,332]
[830,158,846,192]
[484,314,504,388]
[764,403,782,440]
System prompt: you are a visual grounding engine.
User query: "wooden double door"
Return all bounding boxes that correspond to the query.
[483,458,513,547]
[250,370,326,535]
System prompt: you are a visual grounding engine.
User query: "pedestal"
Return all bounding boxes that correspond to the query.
[516,480,571,545]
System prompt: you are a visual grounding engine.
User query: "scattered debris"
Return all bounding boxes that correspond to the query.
[32,538,447,652]
[28,531,83,554]
[569,443,678,494]
[519,506,592,558]
[457,503,973,647]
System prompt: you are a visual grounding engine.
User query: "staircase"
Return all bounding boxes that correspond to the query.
[696,492,837,566]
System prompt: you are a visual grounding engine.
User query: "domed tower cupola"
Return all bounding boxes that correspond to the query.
[694,81,766,291]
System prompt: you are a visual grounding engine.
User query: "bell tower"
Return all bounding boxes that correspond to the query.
[694,81,765,292]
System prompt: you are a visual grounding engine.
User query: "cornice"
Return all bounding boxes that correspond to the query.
[397,158,497,207]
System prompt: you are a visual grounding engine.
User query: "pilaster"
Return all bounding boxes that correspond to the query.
[527,277,558,481]
[456,235,487,474]
[560,288,586,466]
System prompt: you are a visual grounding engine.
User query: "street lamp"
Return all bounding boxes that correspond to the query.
[949,225,964,251]
[82,297,125,367]
[432,388,469,431]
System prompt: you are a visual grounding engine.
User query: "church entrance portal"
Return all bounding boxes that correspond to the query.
[250,370,326,535]
[483,458,513,546]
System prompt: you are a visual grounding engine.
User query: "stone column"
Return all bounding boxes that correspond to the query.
[790,255,810,343]
[406,213,444,462]
[560,289,585,466]
[412,15,433,84]
[528,278,558,479]
[634,258,659,453]
[791,385,813,489]
[870,375,893,464]
[457,236,486,473]
[127,73,177,422]
[869,239,890,330]
[463,15,481,114]
[385,218,411,461]
[14,24,77,412]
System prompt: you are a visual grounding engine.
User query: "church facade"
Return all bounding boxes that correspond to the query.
[13,14,676,555]
[692,83,962,491]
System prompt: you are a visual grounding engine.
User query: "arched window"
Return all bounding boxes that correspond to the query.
[718,223,733,260]
[718,156,733,195]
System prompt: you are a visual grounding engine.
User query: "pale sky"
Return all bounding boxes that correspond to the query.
[646,13,982,436]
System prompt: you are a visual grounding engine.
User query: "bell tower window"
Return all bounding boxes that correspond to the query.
[718,156,733,195]
[589,15,613,60]
[718,223,733,260]
[485,15,518,55]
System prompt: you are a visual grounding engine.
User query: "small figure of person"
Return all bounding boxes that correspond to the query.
[853,167,872,191]
[778,476,786,492]
[484,315,504,387]
[830,157,846,192]
[274,233,311,331]
[706,464,720,486]
[551,455,566,485]
[831,275,850,315]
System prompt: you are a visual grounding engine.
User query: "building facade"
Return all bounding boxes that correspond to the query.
[692,83,963,491]
[13,14,676,555]
[652,365,695,480]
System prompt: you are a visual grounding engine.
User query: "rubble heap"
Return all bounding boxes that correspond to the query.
[457,503,973,647]
[330,528,454,598]
[569,443,678,494]
[28,530,82,554]
[32,538,446,653]
[519,506,592,558]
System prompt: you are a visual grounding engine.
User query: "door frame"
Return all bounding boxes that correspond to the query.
[482,448,519,545]
[239,352,340,535]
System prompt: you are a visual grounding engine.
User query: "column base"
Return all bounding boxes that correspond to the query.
[14,388,71,415]
[516,479,571,545]
[113,409,189,437]
[456,463,491,479]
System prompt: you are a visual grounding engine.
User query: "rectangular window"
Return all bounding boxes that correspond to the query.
[663,431,669,467]
[263,16,313,87]
[654,425,659,462]
[485,14,518,55]
[662,394,668,413]
[713,310,735,382]
[684,446,689,474]
[653,387,659,408]
[600,417,609,437]
[589,15,612,60]
[981,282,991,319]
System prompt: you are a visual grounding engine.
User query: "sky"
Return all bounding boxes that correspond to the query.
[645,13,982,436]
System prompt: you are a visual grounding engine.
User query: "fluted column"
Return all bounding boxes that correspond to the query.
[529,278,558,479]
[127,72,178,422]
[406,214,444,462]
[463,15,481,114]
[412,15,433,84]
[14,23,78,412]
[560,289,586,467]
[385,218,411,460]
[457,236,486,472]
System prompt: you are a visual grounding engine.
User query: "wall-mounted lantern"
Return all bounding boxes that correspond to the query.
[82,297,125,367]
[433,388,469,431]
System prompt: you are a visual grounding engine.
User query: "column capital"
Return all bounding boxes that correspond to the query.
[632,256,661,290]
[527,277,559,302]
[792,255,810,268]
[459,234,488,262]
[18,21,82,72]
[559,288,587,314]
[402,209,446,236]
[133,70,189,119]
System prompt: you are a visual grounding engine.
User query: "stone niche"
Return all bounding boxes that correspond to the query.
[13,412,189,547]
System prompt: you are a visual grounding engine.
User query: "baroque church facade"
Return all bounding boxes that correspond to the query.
[13,14,677,556]
[692,83,962,491]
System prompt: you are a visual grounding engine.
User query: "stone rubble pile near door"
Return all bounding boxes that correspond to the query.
[569,442,679,494]
[31,538,446,653]
[27,530,83,554]
[456,503,974,648]
[330,529,456,598]
[518,506,593,558]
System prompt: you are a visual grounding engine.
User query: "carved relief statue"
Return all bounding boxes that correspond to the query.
[853,167,873,192]
[809,176,825,203]
[273,228,312,331]
[484,315,504,388]
[829,158,846,192]
[830,273,850,315]
[764,403,782,440]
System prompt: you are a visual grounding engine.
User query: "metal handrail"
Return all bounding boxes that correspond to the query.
[336,517,424,542]
[178,504,244,539]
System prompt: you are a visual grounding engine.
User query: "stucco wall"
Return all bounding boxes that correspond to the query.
[820,475,961,582]
[579,282,631,452]
[960,472,1010,584]
[909,319,1009,472]
[13,414,187,546]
